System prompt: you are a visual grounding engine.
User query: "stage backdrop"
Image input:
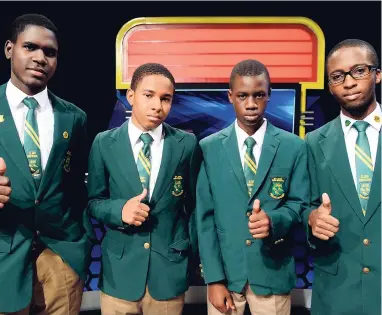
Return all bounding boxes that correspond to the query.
[81,16,330,310]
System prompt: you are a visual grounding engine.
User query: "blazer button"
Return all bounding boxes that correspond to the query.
[144,242,150,249]
[363,267,370,274]
[363,239,370,246]
[35,200,40,206]
[246,240,252,246]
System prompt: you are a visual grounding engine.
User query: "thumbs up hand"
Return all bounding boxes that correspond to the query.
[122,189,150,226]
[308,193,339,240]
[0,158,11,209]
[248,199,271,239]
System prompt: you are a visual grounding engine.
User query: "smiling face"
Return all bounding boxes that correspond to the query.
[127,74,174,131]
[4,25,58,96]
[228,73,270,135]
[327,46,381,119]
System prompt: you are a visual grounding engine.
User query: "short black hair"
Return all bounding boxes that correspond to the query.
[130,63,176,91]
[10,13,58,43]
[229,59,271,90]
[326,39,379,70]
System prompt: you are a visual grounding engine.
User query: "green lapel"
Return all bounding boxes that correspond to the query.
[221,123,248,196]
[150,123,185,206]
[249,122,280,203]
[36,92,74,198]
[0,83,36,191]
[110,121,142,196]
[364,132,381,224]
[319,117,364,223]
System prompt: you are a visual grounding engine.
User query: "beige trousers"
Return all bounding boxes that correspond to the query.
[1,248,84,315]
[100,287,185,315]
[208,284,291,315]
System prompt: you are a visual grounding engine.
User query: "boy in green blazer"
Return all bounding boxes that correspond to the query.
[0,14,92,314]
[303,39,381,315]
[87,63,201,315]
[196,59,309,315]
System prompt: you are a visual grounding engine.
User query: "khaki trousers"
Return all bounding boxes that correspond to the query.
[1,248,84,315]
[208,284,291,315]
[100,287,185,315]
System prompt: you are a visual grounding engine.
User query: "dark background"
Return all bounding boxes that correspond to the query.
[0,1,380,148]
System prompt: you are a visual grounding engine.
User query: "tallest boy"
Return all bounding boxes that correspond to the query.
[0,14,92,315]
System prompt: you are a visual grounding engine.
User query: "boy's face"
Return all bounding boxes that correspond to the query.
[327,46,381,116]
[228,73,270,135]
[127,74,174,131]
[5,25,58,95]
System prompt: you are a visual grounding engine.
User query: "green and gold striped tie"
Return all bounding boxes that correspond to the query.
[137,133,153,200]
[353,121,373,216]
[244,137,257,197]
[23,97,42,187]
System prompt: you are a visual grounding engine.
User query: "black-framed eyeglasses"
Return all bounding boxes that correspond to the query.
[328,64,379,85]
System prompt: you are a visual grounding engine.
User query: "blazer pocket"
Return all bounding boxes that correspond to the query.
[101,237,124,260]
[167,238,190,262]
[313,257,339,275]
[0,234,12,253]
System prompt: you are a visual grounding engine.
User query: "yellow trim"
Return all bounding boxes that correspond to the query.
[244,153,257,170]
[139,150,151,174]
[138,155,151,175]
[139,150,151,168]
[355,145,372,164]
[244,157,257,175]
[25,120,40,144]
[116,17,326,138]
[25,129,40,149]
[355,151,374,171]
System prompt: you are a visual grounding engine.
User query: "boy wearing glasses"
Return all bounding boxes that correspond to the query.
[302,39,381,315]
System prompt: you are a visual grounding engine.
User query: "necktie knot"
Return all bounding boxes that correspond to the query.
[140,133,153,145]
[244,137,256,151]
[23,97,39,110]
[353,121,369,133]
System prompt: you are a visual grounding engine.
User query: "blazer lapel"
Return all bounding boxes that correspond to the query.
[221,124,248,196]
[364,132,381,224]
[150,123,185,206]
[110,121,142,196]
[0,83,35,191]
[319,117,364,223]
[37,92,74,198]
[249,122,280,203]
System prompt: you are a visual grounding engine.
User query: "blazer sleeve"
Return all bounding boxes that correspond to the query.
[86,133,127,229]
[185,135,202,257]
[195,160,226,284]
[266,141,310,242]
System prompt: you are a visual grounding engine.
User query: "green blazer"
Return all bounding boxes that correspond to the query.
[0,83,93,313]
[196,122,309,295]
[87,120,201,301]
[303,117,381,315]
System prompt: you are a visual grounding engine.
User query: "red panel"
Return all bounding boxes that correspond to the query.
[122,24,317,84]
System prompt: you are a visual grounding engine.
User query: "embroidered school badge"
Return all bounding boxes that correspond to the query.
[269,177,286,199]
[63,150,72,172]
[172,175,184,197]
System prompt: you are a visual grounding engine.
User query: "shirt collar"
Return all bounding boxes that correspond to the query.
[6,79,49,111]
[235,118,268,149]
[340,103,382,134]
[128,119,163,147]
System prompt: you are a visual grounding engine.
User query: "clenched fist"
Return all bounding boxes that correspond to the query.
[122,189,150,226]
[308,193,339,240]
[0,158,11,209]
[248,199,270,239]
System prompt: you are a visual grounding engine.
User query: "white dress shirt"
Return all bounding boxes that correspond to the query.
[340,103,381,188]
[6,80,54,172]
[128,119,164,199]
[235,118,268,171]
